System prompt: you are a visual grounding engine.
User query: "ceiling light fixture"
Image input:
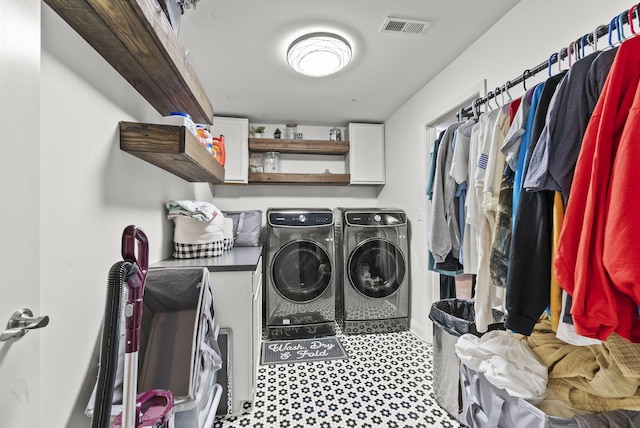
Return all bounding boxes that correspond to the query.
[287,32,352,78]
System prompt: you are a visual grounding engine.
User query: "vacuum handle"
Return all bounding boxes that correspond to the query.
[121,225,148,279]
[121,225,149,354]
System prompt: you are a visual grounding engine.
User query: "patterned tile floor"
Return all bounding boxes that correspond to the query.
[213,329,465,428]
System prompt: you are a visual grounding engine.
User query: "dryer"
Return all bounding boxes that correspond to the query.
[336,208,409,334]
[266,208,336,339]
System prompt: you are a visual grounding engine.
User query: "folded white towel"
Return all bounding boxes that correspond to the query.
[166,200,221,222]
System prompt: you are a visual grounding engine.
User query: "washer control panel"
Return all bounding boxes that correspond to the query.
[345,211,407,226]
[269,211,334,226]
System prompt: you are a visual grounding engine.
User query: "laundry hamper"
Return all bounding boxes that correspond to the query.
[429,299,504,419]
[172,215,225,259]
[86,267,223,427]
[139,267,223,427]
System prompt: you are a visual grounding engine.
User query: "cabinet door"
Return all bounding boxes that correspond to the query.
[211,116,249,183]
[347,123,385,184]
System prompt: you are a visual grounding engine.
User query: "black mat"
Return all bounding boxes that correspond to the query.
[261,336,348,365]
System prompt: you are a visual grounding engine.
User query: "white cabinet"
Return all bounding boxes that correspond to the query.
[211,116,249,184]
[214,121,386,186]
[208,256,262,415]
[347,123,385,184]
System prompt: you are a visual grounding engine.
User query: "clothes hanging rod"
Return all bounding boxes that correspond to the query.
[458,4,640,119]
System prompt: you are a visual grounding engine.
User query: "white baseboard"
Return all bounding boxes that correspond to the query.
[409,318,433,344]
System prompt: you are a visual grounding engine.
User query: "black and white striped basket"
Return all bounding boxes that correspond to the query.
[173,241,224,259]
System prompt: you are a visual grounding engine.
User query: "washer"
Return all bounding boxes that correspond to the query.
[336,208,409,334]
[266,208,336,339]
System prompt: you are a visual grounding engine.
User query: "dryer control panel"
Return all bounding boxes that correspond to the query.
[345,211,407,226]
[268,211,334,227]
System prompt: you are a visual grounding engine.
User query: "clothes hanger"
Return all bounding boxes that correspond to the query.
[618,13,627,41]
[577,36,584,59]
[491,91,500,110]
[593,24,607,51]
[608,16,620,48]
[495,86,505,107]
[580,34,590,58]
[548,52,558,77]
[522,69,530,92]
[485,91,493,110]
[573,38,581,61]
[476,97,486,117]
[567,42,575,67]
[489,91,499,110]
[472,98,481,119]
[504,82,513,102]
[628,5,638,36]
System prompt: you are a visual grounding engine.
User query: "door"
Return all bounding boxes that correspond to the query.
[211,116,249,184]
[0,0,42,425]
[347,123,385,184]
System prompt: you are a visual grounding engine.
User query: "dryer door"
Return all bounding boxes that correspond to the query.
[272,239,332,302]
[348,238,406,298]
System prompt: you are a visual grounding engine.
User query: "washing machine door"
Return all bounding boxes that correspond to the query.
[272,239,332,302]
[348,238,406,298]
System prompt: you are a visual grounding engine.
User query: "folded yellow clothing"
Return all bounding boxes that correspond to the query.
[526,318,640,412]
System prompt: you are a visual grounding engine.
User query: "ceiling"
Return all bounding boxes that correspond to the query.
[177,0,521,126]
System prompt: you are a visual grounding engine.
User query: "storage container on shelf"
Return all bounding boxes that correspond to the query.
[263,151,281,173]
[163,111,197,137]
[211,135,226,166]
[249,153,264,173]
[196,126,213,154]
[283,123,297,140]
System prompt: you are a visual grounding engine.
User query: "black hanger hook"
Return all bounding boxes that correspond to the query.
[522,69,530,91]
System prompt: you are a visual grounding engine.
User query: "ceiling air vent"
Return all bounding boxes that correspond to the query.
[380,17,431,35]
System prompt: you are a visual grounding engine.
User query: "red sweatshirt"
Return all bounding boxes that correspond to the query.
[554,36,640,342]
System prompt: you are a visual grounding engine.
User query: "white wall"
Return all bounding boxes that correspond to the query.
[40,6,199,426]
[378,0,632,342]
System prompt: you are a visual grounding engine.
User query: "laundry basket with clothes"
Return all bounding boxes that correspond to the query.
[167,200,225,259]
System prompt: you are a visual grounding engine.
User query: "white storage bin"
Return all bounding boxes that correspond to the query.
[163,112,198,137]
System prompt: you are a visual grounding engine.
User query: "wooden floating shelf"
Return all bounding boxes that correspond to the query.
[44,0,213,124]
[249,138,349,155]
[120,122,225,183]
[248,173,351,185]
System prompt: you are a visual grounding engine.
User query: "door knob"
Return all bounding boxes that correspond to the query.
[0,308,50,342]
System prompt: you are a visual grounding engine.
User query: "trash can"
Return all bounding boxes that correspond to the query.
[429,299,504,419]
